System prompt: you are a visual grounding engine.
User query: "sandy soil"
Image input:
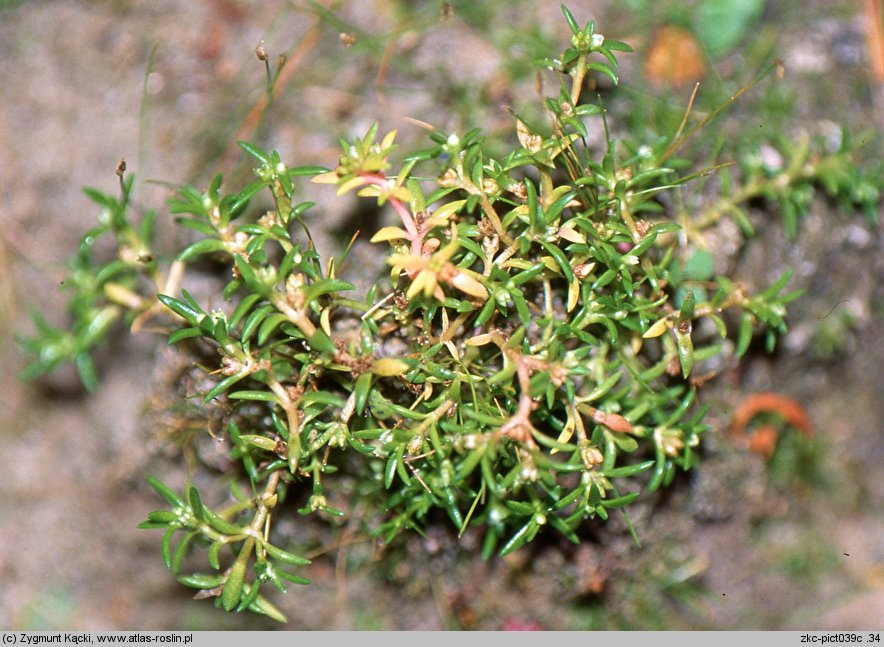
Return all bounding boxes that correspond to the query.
[0,0,881,630]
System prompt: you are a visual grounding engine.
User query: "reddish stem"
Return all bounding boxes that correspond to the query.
[360,172,423,257]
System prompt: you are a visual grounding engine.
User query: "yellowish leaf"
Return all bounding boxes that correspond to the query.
[336,176,365,195]
[558,225,586,244]
[643,318,671,339]
[433,199,467,220]
[357,185,382,198]
[311,171,340,184]
[388,253,426,272]
[380,130,398,150]
[449,269,488,300]
[391,186,413,202]
[567,279,579,312]
[371,357,410,377]
[517,120,542,153]
[371,226,411,243]
[407,269,437,299]
[539,256,559,273]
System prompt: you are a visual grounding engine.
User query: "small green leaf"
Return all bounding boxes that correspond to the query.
[384,451,398,489]
[207,541,223,570]
[157,294,204,326]
[760,270,794,300]
[499,519,539,556]
[229,390,279,402]
[561,4,580,34]
[265,543,311,566]
[600,491,640,508]
[525,178,541,232]
[539,241,575,282]
[276,568,310,585]
[301,278,356,303]
[178,573,226,589]
[248,592,288,623]
[161,527,175,569]
[676,329,694,378]
[587,61,618,85]
[203,506,247,535]
[678,290,696,322]
[171,532,197,573]
[221,556,247,611]
[354,372,372,415]
[203,372,248,402]
[307,329,336,353]
[146,510,178,524]
[603,460,655,478]
[256,311,287,345]
[146,476,184,507]
[187,487,205,521]
[75,353,100,392]
[288,165,331,177]
[234,255,263,294]
[229,293,262,329]
[230,182,264,214]
[736,311,755,357]
[238,141,270,164]
[242,304,275,341]
[168,327,202,344]
[236,580,263,614]
[178,238,227,262]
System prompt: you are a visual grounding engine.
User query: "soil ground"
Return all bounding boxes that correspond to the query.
[0,0,881,630]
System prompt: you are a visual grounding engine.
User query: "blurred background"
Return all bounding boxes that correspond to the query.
[0,0,881,629]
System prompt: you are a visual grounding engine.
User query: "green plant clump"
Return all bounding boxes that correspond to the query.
[20,7,875,622]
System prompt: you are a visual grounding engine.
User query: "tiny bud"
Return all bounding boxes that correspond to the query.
[221,356,244,377]
[774,58,785,80]
[481,177,500,195]
[580,443,604,468]
[549,364,568,387]
[309,494,327,512]
[573,262,596,280]
[510,182,528,201]
[481,234,499,256]
[478,217,496,238]
[116,158,126,177]
[339,33,357,47]
[255,41,268,61]
[406,435,423,456]
[635,219,652,237]
[258,211,278,228]
[437,168,459,187]
[520,463,539,482]
[286,277,306,309]
[588,406,633,434]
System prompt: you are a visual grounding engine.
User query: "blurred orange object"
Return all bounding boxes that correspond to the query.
[864,0,884,82]
[644,25,706,87]
[730,392,813,458]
